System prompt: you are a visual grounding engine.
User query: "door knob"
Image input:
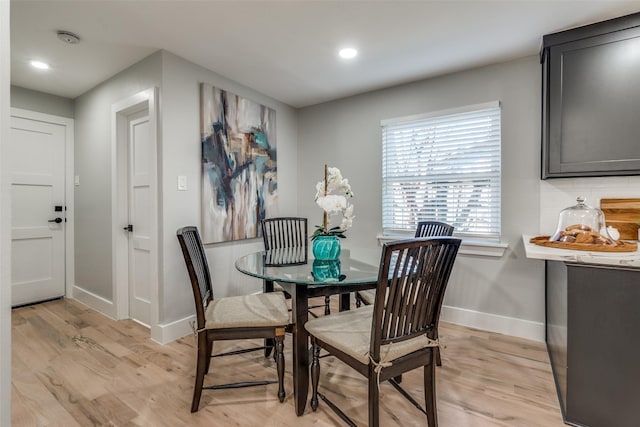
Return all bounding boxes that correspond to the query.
[48,217,63,224]
[123,224,133,232]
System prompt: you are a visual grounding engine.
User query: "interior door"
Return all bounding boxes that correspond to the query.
[126,110,151,326]
[9,115,65,306]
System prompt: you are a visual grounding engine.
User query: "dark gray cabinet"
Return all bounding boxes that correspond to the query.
[546,261,640,426]
[541,12,640,179]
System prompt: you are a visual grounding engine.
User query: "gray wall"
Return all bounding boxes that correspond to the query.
[297,56,545,336]
[159,51,298,324]
[73,49,298,329]
[74,51,162,301]
[11,85,74,118]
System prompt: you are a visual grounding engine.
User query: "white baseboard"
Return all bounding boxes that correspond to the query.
[72,285,117,320]
[441,305,545,342]
[72,285,194,345]
[151,314,195,345]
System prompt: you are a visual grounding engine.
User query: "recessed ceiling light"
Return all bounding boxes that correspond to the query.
[339,48,358,59]
[30,60,50,70]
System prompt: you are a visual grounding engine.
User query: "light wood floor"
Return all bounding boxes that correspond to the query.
[11,298,565,426]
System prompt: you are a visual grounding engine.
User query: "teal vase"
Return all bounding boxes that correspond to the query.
[312,259,342,282]
[312,235,341,261]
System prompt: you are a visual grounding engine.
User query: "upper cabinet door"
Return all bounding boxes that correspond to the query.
[541,12,640,179]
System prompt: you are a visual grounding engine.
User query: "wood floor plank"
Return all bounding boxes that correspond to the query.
[11,375,82,427]
[12,298,565,426]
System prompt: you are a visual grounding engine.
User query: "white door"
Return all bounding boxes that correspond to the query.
[126,110,151,326]
[9,116,65,306]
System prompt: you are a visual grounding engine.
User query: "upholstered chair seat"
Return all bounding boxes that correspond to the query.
[305,305,439,365]
[355,289,375,306]
[204,293,290,329]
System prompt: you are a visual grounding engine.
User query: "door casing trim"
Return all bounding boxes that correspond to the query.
[111,88,159,339]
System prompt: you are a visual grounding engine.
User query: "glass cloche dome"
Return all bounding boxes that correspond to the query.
[550,196,616,245]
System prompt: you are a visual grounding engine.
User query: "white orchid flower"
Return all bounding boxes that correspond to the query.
[340,204,355,230]
[340,179,353,197]
[315,181,325,200]
[313,166,355,240]
[343,204,354,219]
[316,194,347,214]
[326,167,347,192]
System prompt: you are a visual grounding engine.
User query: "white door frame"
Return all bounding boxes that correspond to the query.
[111,88,159,336]
[10,107,75,300]
[1,4,12,422]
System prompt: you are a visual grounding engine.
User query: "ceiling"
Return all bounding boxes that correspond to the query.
[10,1,640,108]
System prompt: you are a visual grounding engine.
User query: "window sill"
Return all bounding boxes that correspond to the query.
[376,234,508,258]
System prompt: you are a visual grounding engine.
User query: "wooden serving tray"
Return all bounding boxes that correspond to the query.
[530,236,638,252]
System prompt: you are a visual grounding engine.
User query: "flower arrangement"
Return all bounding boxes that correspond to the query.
[312,164,355,240]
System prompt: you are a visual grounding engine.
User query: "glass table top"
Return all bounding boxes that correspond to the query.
[235,247,381,286]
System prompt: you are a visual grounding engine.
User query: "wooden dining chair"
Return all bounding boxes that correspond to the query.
[305,237,461,427]
[356,221,454,307]
[261,217,331,316]
[177,226,289,412]
[356,221,454,371]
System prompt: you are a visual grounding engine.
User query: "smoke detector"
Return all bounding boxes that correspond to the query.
[57,30,80,44]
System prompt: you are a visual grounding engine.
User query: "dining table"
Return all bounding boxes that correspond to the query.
[235,246,381,416]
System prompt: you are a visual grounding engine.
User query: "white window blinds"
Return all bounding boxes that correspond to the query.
[381,102,501,240]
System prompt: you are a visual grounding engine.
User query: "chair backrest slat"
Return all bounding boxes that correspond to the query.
[177,226,214,330]
[371,237,460,360]
[401,246,428,335]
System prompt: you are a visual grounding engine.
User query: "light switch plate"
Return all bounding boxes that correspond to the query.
[74,175,80,186]
[178,175,187,191]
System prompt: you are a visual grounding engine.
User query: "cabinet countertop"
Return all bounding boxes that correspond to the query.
[522,235,640,269]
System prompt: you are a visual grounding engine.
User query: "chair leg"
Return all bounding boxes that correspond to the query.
[368,367,380,427]
[434,330,442,367]
[424,355,438,427]
[324,295,331,315]
[204,338,214,374]
[264,338,274,358]
[264,280,275,358]
[191,332,209,413]
[275,332,285,402]
[310,338,321,411]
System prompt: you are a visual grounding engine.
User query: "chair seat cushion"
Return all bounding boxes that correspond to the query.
[304,306,437,365]
[358,289,376,305]
[273,282,289,294]
[205,292,290,329]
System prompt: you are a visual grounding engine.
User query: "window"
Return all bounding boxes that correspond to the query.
[381,101,501,240]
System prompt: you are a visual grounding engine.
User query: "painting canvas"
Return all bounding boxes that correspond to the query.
[200,83,277,243]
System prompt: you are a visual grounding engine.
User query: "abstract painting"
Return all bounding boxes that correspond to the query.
[200,83,277,243]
